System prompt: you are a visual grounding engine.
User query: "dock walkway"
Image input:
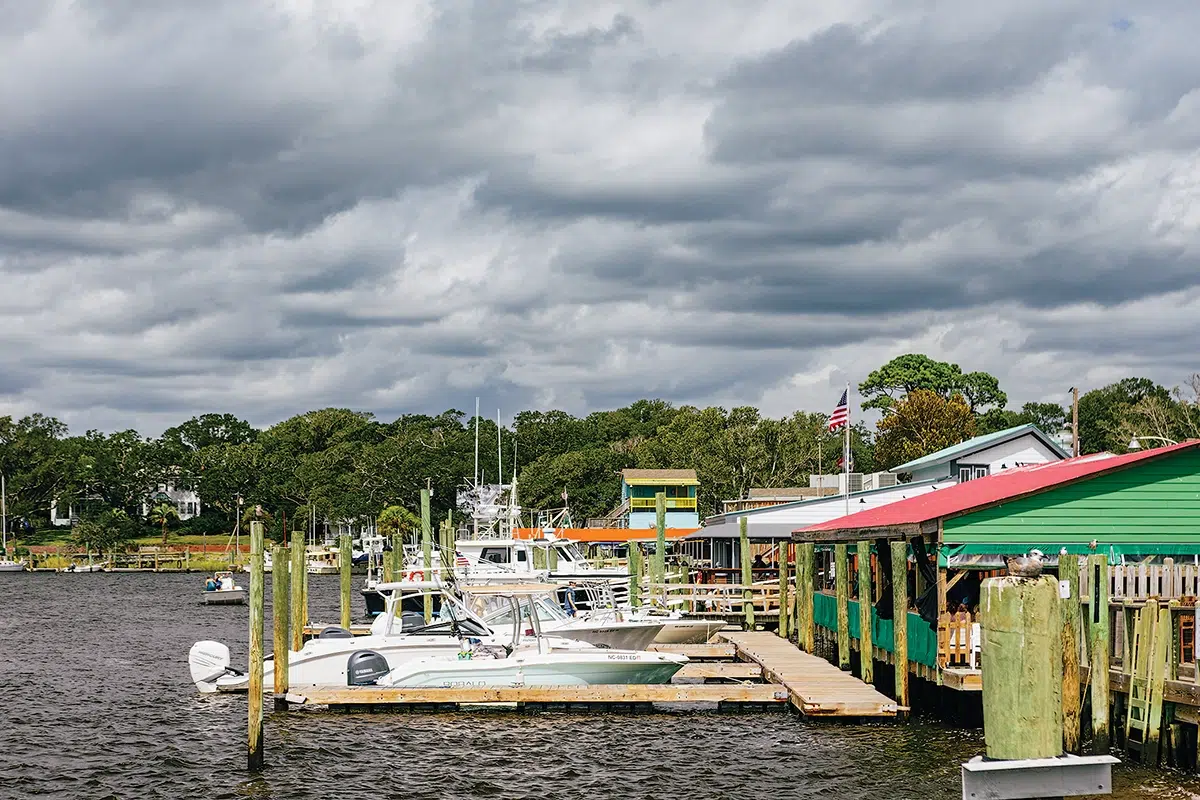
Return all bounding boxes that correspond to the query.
[720,631,898,717]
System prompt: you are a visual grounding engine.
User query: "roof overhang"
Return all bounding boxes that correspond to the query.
[792,523,922,543]
[624,478,700,486]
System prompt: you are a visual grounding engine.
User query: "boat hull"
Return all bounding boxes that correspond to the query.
[384,651,685,688]
[201,589,247,605]
[0,561,27,572]
[550,621,664,651]
[652,620,726,645]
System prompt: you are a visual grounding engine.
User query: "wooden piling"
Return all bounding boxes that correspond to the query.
[289,529,305,652]
[339,533,352,629]
[797,541,815,652]
[1088,553,1111,753]
[739,517,755,630]
[420,488,432,622]
[654,492,667,603]
[628,544,642,608]
[891,540,909,708]
[835,543,850,670]
[548,539,559,571]
[856,540,873,684]
[1060,552,1082,754]
[390,533,403,582]
[777,542,790,640]
[248,520,265,771]
[272,544,290,712]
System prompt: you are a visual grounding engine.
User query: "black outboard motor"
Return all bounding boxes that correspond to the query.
[318,626,355,639]
[347,650,390,686]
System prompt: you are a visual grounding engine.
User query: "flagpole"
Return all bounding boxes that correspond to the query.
[844,382,851,517]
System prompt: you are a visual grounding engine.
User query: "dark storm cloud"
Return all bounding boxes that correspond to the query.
[2,1,1200,435]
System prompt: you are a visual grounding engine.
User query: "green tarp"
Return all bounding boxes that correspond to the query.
[811,591,937,668]
[938,541,1200,567]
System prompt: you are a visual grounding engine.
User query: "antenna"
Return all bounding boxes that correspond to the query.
[474,396,480,488]
[497,408,502,488]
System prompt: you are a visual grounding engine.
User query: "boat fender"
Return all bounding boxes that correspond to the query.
[347,650,390,685]
[318,626,355,639]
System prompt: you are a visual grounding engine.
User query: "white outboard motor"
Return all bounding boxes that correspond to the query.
[189,641,241,694]
[347,650,390,686]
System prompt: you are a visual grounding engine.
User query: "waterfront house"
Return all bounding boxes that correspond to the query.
[620,469,700,529]
[889,423,1068,483]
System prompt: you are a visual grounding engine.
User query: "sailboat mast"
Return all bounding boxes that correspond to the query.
[474,397,480,488]
[497,408,502,488]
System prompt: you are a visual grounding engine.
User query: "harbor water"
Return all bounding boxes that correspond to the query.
[2,573,1199,799]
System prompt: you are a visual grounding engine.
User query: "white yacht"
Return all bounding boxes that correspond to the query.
[188,580,685,693]
[0,558,25,573]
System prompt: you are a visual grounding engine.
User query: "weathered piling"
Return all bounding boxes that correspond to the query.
[739,517,755,630]
[1088,553,1111,753]
[248,520,265,771]
[1060,552,1082,753]
[796,542,814,652]
[777,543,790,640]
[548,538,559,572]
[979,571,1062,760]
[272,544,290,712]
[835,543,850,670]
[628,544,642,608]
[420,488,432,622]
[390,533,403,582]
[289,529,305,651]
[856,540,873,684]
[890,540,909,708]
[654,492,667,603]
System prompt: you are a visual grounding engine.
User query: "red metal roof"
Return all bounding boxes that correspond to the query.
[801,440,1200,533]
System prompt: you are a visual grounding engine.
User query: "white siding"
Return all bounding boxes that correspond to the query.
[909,433,1063,483]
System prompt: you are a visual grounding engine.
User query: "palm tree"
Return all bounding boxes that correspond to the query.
[149,502,179,546]
[378,505,421,545]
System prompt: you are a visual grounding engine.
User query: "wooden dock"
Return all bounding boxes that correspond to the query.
[720,631,899,717]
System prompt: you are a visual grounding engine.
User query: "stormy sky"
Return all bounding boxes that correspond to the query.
[2,1,1199,435]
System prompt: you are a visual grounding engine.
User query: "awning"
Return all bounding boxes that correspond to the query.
[684,521,798,540]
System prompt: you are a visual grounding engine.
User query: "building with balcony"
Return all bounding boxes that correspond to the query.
[620,469,699,529]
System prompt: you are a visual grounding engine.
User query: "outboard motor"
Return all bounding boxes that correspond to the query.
[347,650,390,686]
[318,626,355,639]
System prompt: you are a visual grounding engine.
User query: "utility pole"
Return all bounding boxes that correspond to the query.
[1071,387,1080,457]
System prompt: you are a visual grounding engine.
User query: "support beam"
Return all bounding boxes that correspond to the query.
[835,543,850,670]
[339,533,352,629]
[289,529,305,652]
[1088,553,1111,754]
[857,540,873,684]
[797,542,815,652]
[891,539,909,708]
[390,533,403,583]
[247,520,264,770]
[740,517,755,630]
[628,544,642,609]
[272,544,290,712]
[654,491,667,604]
[1060,552,1082,754]
[777,542,790,640]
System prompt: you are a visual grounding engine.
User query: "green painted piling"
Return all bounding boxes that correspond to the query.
[421,489,432,622]
[979,573,1062,760]
[739,517,754,630]
[777,543,790,640]
[1088,553,1111,754]
[339,534,352,629]
[289,529,305,651]
[857,540,873,684]
[891,540,909,708]
[835,543,850,670]
[247,521,265,770]
[271,544,290,711]
[548,540,559,572]
[390,534,403,582]
[1060,552,1082,754]
[797,542,815,652]
[654,492,667,603]
[629,544,642,608]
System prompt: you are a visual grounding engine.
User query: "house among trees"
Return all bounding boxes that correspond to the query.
[51,484,202,527]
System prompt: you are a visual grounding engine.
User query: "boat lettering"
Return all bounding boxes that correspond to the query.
[440,680,489,688]
[606,654,639,661]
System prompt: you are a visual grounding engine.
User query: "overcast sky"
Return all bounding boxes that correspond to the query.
[2,1,1199,435]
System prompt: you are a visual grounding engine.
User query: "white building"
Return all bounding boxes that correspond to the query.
[889,423,1069,483]
[51,485,202,527]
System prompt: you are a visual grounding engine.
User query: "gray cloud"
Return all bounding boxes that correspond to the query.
[1,1,1199,437]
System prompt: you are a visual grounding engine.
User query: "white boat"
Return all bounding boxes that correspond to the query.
[188,580,685,693]
[0,559,26,572]
[241,549,273,574]
[64,557,108,573]
[201,572,247,605]
[306,547,340,575]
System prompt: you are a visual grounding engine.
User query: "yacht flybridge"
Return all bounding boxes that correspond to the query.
[188,580,685,694]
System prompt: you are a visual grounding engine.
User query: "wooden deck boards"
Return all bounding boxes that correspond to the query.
[720,631,898,717]
[293,683,787,708]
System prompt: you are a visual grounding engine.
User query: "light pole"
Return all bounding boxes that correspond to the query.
[1127,435,1177,451]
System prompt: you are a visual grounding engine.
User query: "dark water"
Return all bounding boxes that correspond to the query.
[2,574,1199,800]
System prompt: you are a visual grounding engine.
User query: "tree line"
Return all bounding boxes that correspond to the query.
[1,355,1196,548]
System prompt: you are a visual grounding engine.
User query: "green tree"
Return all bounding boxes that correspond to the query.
[148,501,179,545]
[378,505,422,544]
[874,390,976,470]
[1077,378,1171,454]
[859,354,1006,414]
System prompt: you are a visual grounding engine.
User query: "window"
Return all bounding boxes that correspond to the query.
[516,550,527,563]
[958,465,990,482]
[479,547,510,565]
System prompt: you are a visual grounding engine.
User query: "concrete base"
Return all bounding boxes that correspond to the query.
[961,753,1120,800]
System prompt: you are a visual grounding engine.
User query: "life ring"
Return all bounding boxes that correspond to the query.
[406,569,423,581]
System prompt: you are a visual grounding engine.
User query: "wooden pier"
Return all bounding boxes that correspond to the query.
[720,630,899,717]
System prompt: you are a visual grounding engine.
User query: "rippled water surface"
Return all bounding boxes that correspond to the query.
[3,573,1200,799]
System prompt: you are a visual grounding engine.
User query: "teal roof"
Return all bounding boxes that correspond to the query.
[889,424,1068,474]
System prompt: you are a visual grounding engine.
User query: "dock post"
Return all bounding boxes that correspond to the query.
[272,544,290,712]
[777,542,790,640]
[629,544,642,608]
[797,542,815,652]
[1088,553,1111,754]
[339,533,352,628]
[654,492,667,605]
[891,540,909,709]
[1060,552,1082,754]
[248,520,265,771]
[420,488,432,622]
[835,543,850,670]
[739,517,755,630]
[548,538,559,572]
[391,533,403,583]
[289,529,304,651]
[857,540,874,684]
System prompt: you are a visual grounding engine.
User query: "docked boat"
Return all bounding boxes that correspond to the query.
[201,572,247,605]
[188,580,685,693]
[0,558,26,572]
[307,546,340,575]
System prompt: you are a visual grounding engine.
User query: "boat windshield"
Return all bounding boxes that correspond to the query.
[554,543,586,564]
[476,594,569,625]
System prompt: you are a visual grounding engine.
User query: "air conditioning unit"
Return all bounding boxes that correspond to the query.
[862,471,899,491]
[838,473,864,494]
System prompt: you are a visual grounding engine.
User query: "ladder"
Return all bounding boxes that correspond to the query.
[1124,600,1170,765]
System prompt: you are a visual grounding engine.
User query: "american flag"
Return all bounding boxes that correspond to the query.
[455,551,470,567]
[837,453,853,470]
[828,389,849,431]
